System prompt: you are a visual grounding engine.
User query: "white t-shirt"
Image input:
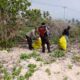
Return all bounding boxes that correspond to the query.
[27,29,35,36]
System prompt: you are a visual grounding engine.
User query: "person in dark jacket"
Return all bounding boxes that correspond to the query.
[26,35,33,50]
[38,22,51,53]
[62,26,71,42]
[62,26,70,37]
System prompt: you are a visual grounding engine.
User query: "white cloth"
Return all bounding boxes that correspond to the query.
[26,29,35,37]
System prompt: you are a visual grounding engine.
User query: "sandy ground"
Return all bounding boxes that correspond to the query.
[0,46,80,80]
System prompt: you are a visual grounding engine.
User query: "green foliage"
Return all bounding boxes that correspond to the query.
[0,39,17,48]
[0,63,3,69]
[72,55,80,62]
[0,64,12,80]
[30,51,40,58]
[70,38,76,43]
[20,51,41,61]
[19,26,34,37]
[44,61,50,64]
[70,27,79,38]
[43,11,50,18]
[78,35,80,42]
[63,76,68,80]
[0,0,51,49]
[67,64,73,69]
[25,64,37,79]
[0,0,31,16]
[50,50,65,58]
[20,53,31,60]
[12,66,22,77]
[25,71,33,79]
[36,57,43,61]
[0,0,31,48]
[26,9,43,27]
[50,35,59,44]
[30,51,43,62]
[45,68,51,76]
[17,76,25,80]
[3,68,12,80]
[28,64,36,69]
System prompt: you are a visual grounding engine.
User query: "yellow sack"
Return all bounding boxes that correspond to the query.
[59,36,67,50]
[32,37,42,49]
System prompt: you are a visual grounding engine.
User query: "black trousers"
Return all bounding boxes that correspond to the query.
[41,36,50,53]
[26,36,33,50]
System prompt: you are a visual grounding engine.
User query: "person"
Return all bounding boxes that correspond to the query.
[26,35,33,50]
[26,27,38,50]
[62,26,70,37]
[62,26,71,41]
[38,22,51,53]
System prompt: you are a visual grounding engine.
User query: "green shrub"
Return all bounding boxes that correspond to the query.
[72,55,80,62]
[28,64,36,69]
[0,39,17,48]
[4,74,12,80]
[20,53,31,60]
[36,57,43,61]
[17,76,25,80]
[25,71,33,79]
[0,63,3,69]
[12,66,22,77]
[20,51,41,61]
[50,35,59,44]
[67,64,73,69]
[45,68,51,76]
[25,64,37,79]
[30,51,40,58]
[3,68,12,80]
[44,61,50,64]
[63,76,68,80]
[50,50,65,58]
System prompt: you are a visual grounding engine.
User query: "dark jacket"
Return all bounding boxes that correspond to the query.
[62,28,70,37]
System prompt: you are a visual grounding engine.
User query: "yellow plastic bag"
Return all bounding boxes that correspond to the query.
[32,37,42,49]
[59,36,67,50]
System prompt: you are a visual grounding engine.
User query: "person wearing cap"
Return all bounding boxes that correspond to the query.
[38,22,51,53]
[62,26,71,41]
[26,27,38,50]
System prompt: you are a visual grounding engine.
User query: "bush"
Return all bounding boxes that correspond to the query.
[50,49,65,58]
[72,55,80,62]
[20,53,31,60]
[17,76,25,80]
[30,51,40,58]
[28,64,36,69]
[50,35,59,44]
[25,64,37,79]
[63,76,68,80]
[3,68,12,80]
[0,39,17,48]
[67,64,73,69]
[12,66,22,77]
[36,57,43,61]
[45,68,51,75]
[25,71,33,79]
[70,27,79,38]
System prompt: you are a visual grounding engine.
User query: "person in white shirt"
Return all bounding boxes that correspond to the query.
[26,27,38,50]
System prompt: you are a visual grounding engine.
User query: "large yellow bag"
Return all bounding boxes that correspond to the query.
[59,36,67,50]
[32,37,42,49]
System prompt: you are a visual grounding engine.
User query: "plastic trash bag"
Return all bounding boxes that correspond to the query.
[32,37,42,49]
[59,36,67,50]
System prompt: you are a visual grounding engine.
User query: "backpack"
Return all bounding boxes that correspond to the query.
[38,26,47,37]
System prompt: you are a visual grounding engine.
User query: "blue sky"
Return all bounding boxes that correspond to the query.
[30,0,80,20]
